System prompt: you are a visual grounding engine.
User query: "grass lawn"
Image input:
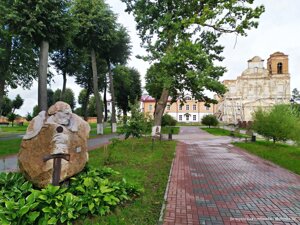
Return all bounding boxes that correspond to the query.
[177,122,202,126]
[161,126,180,134]
[201,127,248,138]
[0,138,22,157]
[76,138,177,225]
[233,141,300,175]
[0,125,28,135]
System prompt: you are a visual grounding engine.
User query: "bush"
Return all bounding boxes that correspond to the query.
[0,167,141,225]
[252,104,300,144]
[201,114,218,128]
[161,114,177,126]
[120,103,152,139]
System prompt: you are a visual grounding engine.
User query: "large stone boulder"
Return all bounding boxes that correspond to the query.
[18,102,90,188]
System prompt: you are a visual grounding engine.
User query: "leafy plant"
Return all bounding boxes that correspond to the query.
[120,102,152,139]
[161,114,177,127]
[252,104,300,144]
[201,114,219,128]
[0,167,141,225]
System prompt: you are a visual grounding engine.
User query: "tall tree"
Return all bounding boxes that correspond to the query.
[11,94,24,113]
[0,1,37,115]
[122,0,265,135]
[101,25,131,132]
[53,88,76,110]
[74,54,107,120]
[72,0,116,134]
[50,43,82,99]
[10,0,72,112]
[113,65,142,121]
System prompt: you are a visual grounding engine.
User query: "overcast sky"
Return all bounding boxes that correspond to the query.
[8,0,300,116]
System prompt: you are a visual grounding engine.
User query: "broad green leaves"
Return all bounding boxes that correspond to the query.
[0,167,141,224]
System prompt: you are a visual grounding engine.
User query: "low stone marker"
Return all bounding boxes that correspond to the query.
[18,101,90,188]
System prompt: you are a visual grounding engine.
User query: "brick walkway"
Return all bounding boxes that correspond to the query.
[163,127,300,225]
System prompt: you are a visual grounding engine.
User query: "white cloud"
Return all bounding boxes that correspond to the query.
[8,0,300,116]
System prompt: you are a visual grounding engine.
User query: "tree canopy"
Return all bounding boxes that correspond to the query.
[113,65,142,118]
[122,0,265,134]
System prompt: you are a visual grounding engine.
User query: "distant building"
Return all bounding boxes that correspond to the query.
[216,52,290,124]
[140,95,215,122]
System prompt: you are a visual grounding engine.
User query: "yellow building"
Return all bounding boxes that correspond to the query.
[141,95,215,122]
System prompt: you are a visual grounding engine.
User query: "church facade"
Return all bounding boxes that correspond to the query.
[216,52,290,124]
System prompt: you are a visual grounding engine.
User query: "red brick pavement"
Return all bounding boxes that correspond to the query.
[163,127,300,225]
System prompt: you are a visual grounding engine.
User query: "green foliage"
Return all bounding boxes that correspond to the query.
[25,112,33,122]
[1,96,12,116]
[0,95,24,116]
[201,114,219,128]
[7,113,17,126]
[292,88,300,100]
[32,105,39,117]
[84,138,176,224]
[11,94,24,113]
[252,104,300,143]
[123,0,265,126]
[113,65,142,116]
[120,103,152,139]
[0,167,141,225]
[161,114,177,127]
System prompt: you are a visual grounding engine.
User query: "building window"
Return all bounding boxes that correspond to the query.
[108,102,110,106]
[167,105,170,110]
[193,115,196,121]
[149,104,153,111]
[193,104,196,110]
[277,62,283,74]
[206,106,210,110]
[186,105,189,110]
[179,105,182,110]
[179,115,182,121]
[186,115,189,121]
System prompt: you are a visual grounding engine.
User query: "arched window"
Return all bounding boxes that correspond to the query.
[277,62,283,74]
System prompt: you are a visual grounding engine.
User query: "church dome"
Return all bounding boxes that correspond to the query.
[248,56,263,62]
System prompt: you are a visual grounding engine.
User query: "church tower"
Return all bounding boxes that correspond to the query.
[267,52,289,75]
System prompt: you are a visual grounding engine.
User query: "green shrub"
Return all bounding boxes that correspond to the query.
[161,114,177,126]
[201,114,219,128]
[0,167,141,225]
[252,104,300,144]
[120,103,152,139]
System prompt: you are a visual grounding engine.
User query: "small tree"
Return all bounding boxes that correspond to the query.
[25,112,33,122]
[7,113,17,127]
[252,104,300,144]
[161,114,177,127]
[201,115,219,128]
[120,103,152,139]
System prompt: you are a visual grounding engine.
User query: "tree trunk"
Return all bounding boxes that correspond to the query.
[0,35,12,116]
[60,71,67,100]
[152,88,169,136]
[91,48,103,134]
[107,59,117,133]
[103,74,108,122]
[82,87,90,121]
[38,40,49,112]
[60,48,69,100]
[0,78,5,116]
[122,109,127,124]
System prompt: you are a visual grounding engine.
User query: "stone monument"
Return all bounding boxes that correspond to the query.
[18,101,90,188]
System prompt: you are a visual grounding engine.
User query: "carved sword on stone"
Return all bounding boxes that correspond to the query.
[43,126,70,186]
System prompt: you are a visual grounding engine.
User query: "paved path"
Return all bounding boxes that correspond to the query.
[0,133,122,172]
[163,127,300,225]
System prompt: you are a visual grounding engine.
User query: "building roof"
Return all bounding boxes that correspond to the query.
[247,56,264,62]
